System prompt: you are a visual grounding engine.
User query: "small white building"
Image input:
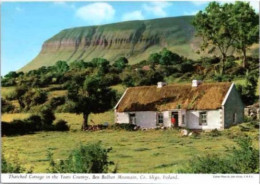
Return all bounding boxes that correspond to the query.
[114,81,244,130]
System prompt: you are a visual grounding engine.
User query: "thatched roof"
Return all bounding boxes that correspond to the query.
[116,82,232,112]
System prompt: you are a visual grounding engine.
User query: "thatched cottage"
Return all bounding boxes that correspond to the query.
[114,81,244,130]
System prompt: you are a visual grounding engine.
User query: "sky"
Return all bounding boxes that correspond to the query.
[1,1,259,76]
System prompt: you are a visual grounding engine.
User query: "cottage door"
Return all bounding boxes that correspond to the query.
[171,112,179,127]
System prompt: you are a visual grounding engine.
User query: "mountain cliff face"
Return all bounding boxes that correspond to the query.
[21,16,201,72]
[20,16,258,72]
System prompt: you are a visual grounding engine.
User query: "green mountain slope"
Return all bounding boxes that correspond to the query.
[20,16,258,72]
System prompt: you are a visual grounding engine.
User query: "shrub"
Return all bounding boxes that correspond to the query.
[54,120,70,131]
[1,98,15,113]
[1,154,26,173]
[178,136,259,173]
[39,106,55,128]
[50,96,66,108]
[111,123,137,131]
[47,142,114,173]
[209,129,221,137]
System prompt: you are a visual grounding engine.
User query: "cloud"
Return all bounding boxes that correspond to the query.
[143,1,172,17]
[75,3,115,24]
[122,11,144,21]
[53,2,75,9]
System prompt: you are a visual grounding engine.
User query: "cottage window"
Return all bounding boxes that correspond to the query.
[157,113,164,126]
[199,112,207,126]
[129,113,136,125]
[233,113,237,124]
[182,115,185,125]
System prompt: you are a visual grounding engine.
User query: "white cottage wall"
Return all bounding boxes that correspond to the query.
[115,112,130,123]
[135,112,157,128]
[187,110,222,130]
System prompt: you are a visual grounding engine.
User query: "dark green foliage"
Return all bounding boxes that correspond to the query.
[54,120,70,131]
[236,72,257,105]
[39,106,56,128]
[47,142,114,173]
[111,123,137,131]
[22,89,48,110]
[180,61,194,73]
[1,98,15,113]
[50,96,66,108]
[69,60,88,70]
[67,75,116,130]
[113,57,128,71]
[209,129,221,137]
[54,61,69,73]
[179,136,259,173]
[4,71,19,79]
[1,154,26,173]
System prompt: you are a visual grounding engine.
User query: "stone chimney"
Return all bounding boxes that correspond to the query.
[192,80,202,87]
[157,82,167,88]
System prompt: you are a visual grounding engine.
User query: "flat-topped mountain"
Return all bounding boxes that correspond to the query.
[20,16,258,72]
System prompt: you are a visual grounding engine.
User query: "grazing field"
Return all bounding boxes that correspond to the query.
[1,113,259,173]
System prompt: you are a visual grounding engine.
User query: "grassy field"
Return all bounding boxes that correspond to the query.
[2,112,259,173]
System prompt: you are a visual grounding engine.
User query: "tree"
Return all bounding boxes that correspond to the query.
[54,61,69,73]
[193,2,234,74]
[67,76,116,130]
[4,71,18,79]
[113,57,128,71]
[229,2,259,68]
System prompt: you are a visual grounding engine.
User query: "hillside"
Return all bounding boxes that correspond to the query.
[20,16,199,72]
[20,15,258,72]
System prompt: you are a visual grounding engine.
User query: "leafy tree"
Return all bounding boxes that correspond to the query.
[193,2,234,74]
[113,57,128,71]
[4,71,18,79]
[21,89,47,110]
[67,76,116,130]
[38,105,56,128]
[47,142,114,173]
[69,60,88,70]
[237,71,257,105]
[159,48,182,66]
[54,61,69,73]
[229,2,259,68]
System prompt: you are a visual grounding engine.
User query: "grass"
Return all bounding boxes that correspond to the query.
[1,86,16,99]
[2,113,259,173]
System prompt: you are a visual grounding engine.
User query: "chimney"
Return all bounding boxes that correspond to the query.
[157,82,167,88]
[192,80,202,87]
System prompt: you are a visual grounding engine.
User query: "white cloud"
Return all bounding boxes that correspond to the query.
[53,2,75,9]
[122,11,144,21]
[75,3,115,25]
[143,2,172,17]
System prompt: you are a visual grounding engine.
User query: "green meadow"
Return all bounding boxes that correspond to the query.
[2,112,258,173]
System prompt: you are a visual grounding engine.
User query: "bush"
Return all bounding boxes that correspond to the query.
[50,96,66,108]
[39,106,56,128]
[209,129,221,137]
[111,123,137,131]
[1,154,27,173]
[54,120,70,131]
[47,142,114,173]
[178,136,259,173]
[1,98,15,113]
